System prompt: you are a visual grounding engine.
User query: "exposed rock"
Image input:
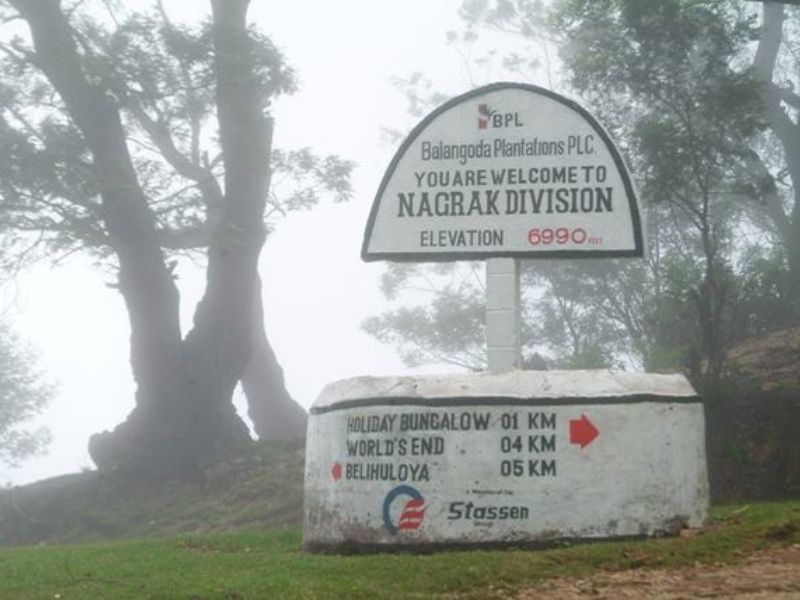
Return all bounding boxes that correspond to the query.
[726,326,800,391]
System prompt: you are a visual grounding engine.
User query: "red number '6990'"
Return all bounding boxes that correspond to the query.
[527,227,588,246]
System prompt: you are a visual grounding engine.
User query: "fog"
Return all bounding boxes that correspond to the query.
[1,0,535,485]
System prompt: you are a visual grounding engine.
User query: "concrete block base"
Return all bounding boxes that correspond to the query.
[303,370,709,552]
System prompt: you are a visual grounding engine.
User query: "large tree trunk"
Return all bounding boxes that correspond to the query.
[242,276,307,440]
[754,4,800,319]
[14,0,273,478]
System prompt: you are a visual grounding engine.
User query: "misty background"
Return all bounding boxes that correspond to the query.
[0,0,533,484]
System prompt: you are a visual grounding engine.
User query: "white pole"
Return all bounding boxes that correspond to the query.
[486,258,521,372]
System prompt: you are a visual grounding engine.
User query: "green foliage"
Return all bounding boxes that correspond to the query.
[0,0,351,473]
[268,148,354,220]
[736,246,796,333]
[553,0,759,97]
[553,0,763,255]
[363,263,487,370]
[0,322,52,467]
[531,262,631,369]
[365,0,799,384]
[460,0,548,37]
[0,1,352,269]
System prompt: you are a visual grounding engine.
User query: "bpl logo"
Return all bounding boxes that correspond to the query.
[382,485,427,534]
[478,103,524,130]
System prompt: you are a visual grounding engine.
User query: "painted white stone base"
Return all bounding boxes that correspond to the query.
[303,371,709,551]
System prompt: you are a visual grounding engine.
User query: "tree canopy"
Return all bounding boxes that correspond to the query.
[366,0,799,390]
[0,321,51,467]
[0,0,351,477]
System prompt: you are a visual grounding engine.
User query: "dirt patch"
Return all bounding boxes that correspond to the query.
[518,545,800,599]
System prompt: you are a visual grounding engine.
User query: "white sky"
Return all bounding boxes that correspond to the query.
[1,0,543,485]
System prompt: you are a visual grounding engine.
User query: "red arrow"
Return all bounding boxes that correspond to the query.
[570,414,599,448]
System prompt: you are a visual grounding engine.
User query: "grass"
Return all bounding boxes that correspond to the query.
[0,500,797,599]
[0,441,305,546]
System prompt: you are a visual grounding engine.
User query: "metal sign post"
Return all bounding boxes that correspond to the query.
[486,257,521,371]
[361,82,644,372]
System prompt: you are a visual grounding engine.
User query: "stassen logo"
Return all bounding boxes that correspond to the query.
[448,501,530,522]
[478,103,524,130]
[382,485,427,534]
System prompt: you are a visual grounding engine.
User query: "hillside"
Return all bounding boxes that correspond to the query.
[726,325,800,390]
[0,501,797,598]
[0,440,305,546]
[3,325,799,546]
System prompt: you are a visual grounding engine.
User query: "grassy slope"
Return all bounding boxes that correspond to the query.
[0,501,798,599]
[0,440,305,546]
[1,440,798,597]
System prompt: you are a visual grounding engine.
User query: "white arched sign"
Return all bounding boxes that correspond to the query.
[363,83,643,262]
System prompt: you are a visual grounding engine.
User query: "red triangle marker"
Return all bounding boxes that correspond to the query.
[570,414,599,449]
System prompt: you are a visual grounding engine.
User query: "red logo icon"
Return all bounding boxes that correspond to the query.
[331,462,343,481]
[398,497,426,530]
[478,103,494,129]
[383,485,426,534]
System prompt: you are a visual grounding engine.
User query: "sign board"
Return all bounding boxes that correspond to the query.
[303,372,709,550]
[362,82,643,262]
